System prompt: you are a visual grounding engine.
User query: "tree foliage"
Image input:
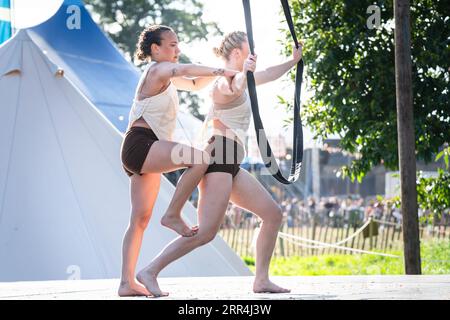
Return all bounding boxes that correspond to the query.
[282,0,449,181]
[84,0,220,60]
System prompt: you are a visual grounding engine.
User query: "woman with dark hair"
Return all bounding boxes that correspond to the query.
[136,31,303,297]
[118,25,238,297]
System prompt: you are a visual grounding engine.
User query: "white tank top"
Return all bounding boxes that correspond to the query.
[199,89,252,151]
[127,62,179,141]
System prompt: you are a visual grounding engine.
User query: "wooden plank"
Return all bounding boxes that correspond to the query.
[321,223,329,255]
[350,225,357,255]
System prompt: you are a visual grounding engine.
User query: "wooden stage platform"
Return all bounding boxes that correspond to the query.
[1,275,449,300]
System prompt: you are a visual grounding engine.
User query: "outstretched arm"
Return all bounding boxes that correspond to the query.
[153,62,237,81]
[171,76,217,91]
[254,44,303,86]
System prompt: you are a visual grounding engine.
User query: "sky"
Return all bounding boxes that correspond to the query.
[180,0,319,148]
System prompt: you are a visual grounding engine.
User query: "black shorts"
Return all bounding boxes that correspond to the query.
[205,135,245,178]
[120,126,159,177]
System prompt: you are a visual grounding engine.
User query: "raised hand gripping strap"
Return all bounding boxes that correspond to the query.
[242,0,304,184]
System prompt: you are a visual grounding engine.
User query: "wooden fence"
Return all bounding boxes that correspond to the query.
[218,211,450,258]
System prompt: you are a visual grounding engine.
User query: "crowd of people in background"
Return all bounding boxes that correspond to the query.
[220,195,450,230]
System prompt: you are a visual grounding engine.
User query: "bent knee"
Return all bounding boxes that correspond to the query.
[130,210,152,230]
[194,152,211,172]
[186,150,210,170]
[265,204,283,225]
[195,231,217,246]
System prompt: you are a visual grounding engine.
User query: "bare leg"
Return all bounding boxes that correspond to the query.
[118,173,161,297]
[142,141,210,237]
[119,141,209,296]
[230,169,290,293]
[137,172,232,297]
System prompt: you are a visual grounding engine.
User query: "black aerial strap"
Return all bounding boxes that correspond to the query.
[242,0,304,184]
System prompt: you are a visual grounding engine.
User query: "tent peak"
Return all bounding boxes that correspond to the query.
[0,29,64,77]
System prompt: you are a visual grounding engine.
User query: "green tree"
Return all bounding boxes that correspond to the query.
[281,0,449,182]
[416,146,450,221]
[84,0,220,120]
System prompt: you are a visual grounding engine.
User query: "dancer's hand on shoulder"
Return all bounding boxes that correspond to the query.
[220,68,239,78]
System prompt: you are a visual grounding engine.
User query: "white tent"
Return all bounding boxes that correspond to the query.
[0,30,251,282]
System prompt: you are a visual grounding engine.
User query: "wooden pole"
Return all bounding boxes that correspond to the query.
[394,0,421,274]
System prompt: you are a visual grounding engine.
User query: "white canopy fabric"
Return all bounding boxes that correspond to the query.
[0,30,251,282]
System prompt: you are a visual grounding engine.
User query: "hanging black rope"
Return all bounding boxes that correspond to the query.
[242,0,304,184]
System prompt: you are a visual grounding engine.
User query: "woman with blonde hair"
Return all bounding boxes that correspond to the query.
[136,31,302,296]
[118,25,238,297]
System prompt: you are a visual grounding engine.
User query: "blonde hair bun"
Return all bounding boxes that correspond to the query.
[213,31,247,60]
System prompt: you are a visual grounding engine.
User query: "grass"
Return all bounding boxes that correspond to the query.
[242,239,450,276]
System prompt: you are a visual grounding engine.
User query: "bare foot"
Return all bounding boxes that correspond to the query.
[136,268,169,298]
[118,280,151,297]
[253,279,291,294]
[161,212,198,237]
